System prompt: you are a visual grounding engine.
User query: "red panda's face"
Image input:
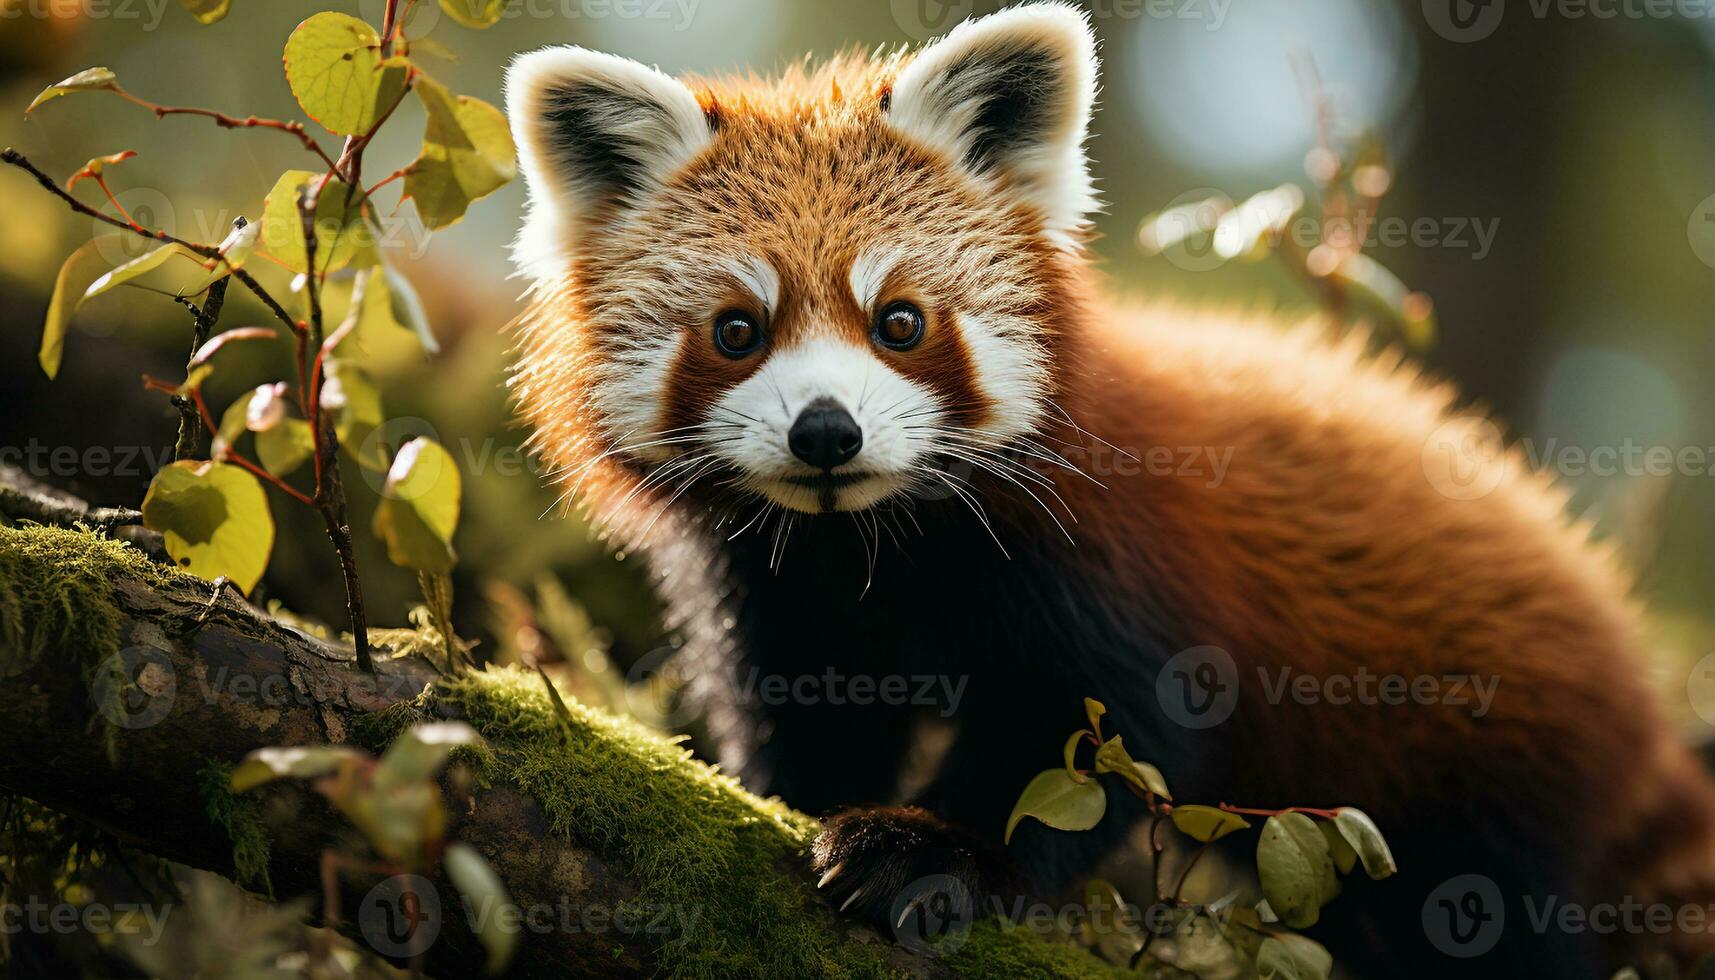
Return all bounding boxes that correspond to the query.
[508,3,1097,516]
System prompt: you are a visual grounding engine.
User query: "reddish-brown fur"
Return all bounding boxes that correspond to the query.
[509,25,1715,977]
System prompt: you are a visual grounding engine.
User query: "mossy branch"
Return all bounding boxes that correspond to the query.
[0,475,1113,977]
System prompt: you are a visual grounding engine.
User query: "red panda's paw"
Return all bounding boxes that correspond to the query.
[809,805,1024,942]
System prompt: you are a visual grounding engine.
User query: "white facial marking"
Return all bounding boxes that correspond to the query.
[709,338,942,512]
[721,254,782,313]
[954,312,1049,442]
[849,248,902,312]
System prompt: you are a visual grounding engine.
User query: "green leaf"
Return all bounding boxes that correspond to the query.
[141,460,275,593]
[83,244,196,301]
[1092,734,1171,800]
[438,0,513,29]
[1062,730,1088,782]
[320,361,386,468]
[230,745,364,793]
[372,437,461,573]
[283,12,408,137]
[1256,814,1338,930]
[374,721,481,791]
[383,263,438,353]
[177,0,231,23]
[1318,819,1357,877]
[1170,805,1249,843]
[40,241,112,378]
[1332,808,1397,880]
[333,266,425,354]
[1083,697,1106,730]
[213,396,249,457]
[260,171,367,275]
[1005,768,1106,844]
[1256,933,1333,980]
[257,419,316,477]
[403,74,516,230]
[26,67,117,115]
[444,842,518,974]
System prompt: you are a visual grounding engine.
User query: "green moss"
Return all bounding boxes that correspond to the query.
[0,523,180,758]
[380,667,899,979]
[199,763,274,897]
[0,522,170,675]
[948,919,1133,980]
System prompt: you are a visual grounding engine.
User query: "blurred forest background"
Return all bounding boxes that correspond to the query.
[3,0,1714,729]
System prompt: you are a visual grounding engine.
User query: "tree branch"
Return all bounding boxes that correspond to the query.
[0,474,969,978]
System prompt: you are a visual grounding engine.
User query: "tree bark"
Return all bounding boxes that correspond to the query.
[0,466,947,978]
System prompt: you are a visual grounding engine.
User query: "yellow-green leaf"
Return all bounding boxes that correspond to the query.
[1318,819,1358,877]
[1169,804,1249,843]
[259,170,367,275]
[403,74,515,230]
[444,842,517,974]
[1091,734,1170,799]
[1332,808,1397,880]
[1005,768,1106,844]
[257,419,316,477]
[230,745,363,793]
[83,244,196,301]
[373,437,461,573]
[1256,934,1333,980]
[40,241,112,378]
[321,360,385,468]
[141,460,275,593]
[1083,697,1106,730]
[374,721,481,791]
[283,12,408,137]
[438,0,513,29]
[1256,813,1338,930]
[177,0,231,24]
[26,67,117,115]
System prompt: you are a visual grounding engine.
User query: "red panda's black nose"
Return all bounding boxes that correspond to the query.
[788,398,863,470]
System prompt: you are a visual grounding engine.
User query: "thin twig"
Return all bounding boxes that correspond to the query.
[170,274,230,463]
[108,85,341,173]
[0,148,301,339]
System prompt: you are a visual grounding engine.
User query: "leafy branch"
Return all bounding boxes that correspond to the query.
[6,0,516,676]
[1005,698,1397,979]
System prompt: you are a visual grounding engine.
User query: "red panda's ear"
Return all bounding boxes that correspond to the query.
[886,2,1099,250]
[505,46,713,280]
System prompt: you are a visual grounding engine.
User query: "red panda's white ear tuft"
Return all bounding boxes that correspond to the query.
[505,45,713,281]
[886,2,1099,251]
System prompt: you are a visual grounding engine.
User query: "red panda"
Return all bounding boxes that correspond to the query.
[503,4,1715,976]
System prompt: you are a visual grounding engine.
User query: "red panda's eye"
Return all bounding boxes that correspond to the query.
[875,301,925,351]
[714,310,764,358]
